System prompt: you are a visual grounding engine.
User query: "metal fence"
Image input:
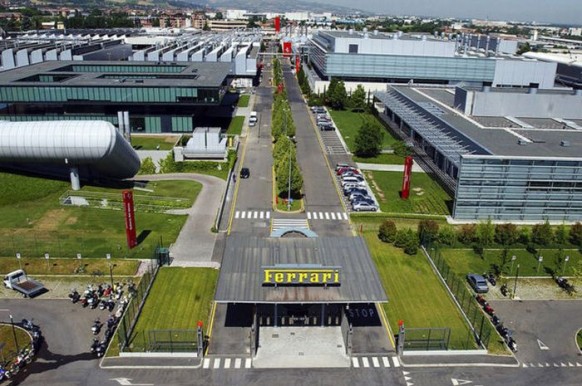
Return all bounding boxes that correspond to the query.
[404,327,451,351]
[123,329,199,353]
[116,259,159,352]
[424,242,493,349]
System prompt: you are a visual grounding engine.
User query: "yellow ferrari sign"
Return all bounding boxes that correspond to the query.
[262,267,340,286]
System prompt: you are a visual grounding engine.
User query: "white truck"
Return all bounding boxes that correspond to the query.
[3,269,45,298]
[249,111,258,127]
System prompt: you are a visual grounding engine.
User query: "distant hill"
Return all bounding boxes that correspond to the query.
[202,0,364,15]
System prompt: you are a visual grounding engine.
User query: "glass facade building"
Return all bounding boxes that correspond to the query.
[0,61,231,133]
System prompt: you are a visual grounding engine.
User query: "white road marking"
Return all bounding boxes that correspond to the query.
[336,212,342,220]
[342,213,348,220]
[241,211,246,219]
[331,212,336,220]
[307,212,312,219]
[362,357,370,368]
[522,363,528,368]
[203,358,210,369]
[266,212,270,219]
[253,211,258,219]
[235,211,240,219]
[224,358,231,369]
[372,357,379,367]
[110,379,153,386]
[392,356,400,367]
[245,358,251,368]
[260,212,264,219]
[537,339,550,350]
[319,212,323,219]
[325,212,330,220]
[451,379,472,385]
[234,358,241,369]
[213,358,221,369]
[352,357,359,368]
[382,357,390,367]
[569,362,574,367]
[312,212,318,219]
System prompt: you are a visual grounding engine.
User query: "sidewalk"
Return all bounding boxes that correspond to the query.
[101,355,202,369]
[357,162,425,172]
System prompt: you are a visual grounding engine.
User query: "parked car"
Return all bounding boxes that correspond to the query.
[341,178,366,188]
[337,166,360,175]
[341,174,364,182]
[311,106,325,113]
[319,124,335,131]
[344,186,368,196]
[342,181,366,191]
[349,191,371,202]
[335,163,350,171]
[240,167,250,179]
[352,197,375,206]
[352,202,378,212]
[467,274,489,293]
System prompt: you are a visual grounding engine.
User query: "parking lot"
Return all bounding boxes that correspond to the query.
[0,299,110,385]
[489,300,582,367]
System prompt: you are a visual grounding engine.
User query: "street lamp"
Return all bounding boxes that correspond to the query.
[16,253,22,270]
[563,255,570,275]
[510,255,516,274]
[537,256,543,274]
[512,264,520,300]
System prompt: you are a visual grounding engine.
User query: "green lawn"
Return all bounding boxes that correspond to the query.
[354,153,405,165]
[0,325,32,363]
[362,229,477,350]
[365,170,452,215]
[440,248,582,277]
[0,257,139,276]
[227,116,245,135]
[128,267,219,351]
[577,330,582,351]
[237,94,250,108]
[329,110,397,152]
[131,135,179,150]
[0,172,195,259]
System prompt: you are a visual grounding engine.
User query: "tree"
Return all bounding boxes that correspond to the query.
[273,135,295,163]
[438,226,456,246]
[418,220,439,244]
[214,12,223,20]
[354,119,384,158]
[378,220,397,243]
[494,223,518,246]
[476,219,495,246]
[138,157,156,175]
[326,77,339,106]
[393,229,419,255]
[350,84,366,111]
[555,224,568,246]
[202,22,210,31]
[458,224,476,245]
[532,220,553,246]
[392,140,412,157]
[276,157,303,197]
[329,80,347,110]
[569,222,582,246]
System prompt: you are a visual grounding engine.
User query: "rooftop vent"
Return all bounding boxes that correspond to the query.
[518,139,528,146]
[561,140,571,147]
[374,30,379,36]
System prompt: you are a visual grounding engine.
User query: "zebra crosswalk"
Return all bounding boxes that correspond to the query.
[234,210,271,220]
[202,357,252,370]
[307,211,348,221]
[271,218,310,231]
[522,361,582,368]
[352,355,400,369]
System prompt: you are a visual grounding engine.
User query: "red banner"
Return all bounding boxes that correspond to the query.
[401,156,413,200]
[283,41,292,58]
[123,190,138,249]
[274,16,281,32]
[295,55,300,73]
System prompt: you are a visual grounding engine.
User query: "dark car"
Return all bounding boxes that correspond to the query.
[467,274,489,293]
[240,167,250,179]
[319,123,335,131]
[344,187,368,196]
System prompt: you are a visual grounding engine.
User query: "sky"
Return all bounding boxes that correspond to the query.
[314,0,582,25]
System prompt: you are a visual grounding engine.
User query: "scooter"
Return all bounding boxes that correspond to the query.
[91,319,102,335]
[69,289,80,303]
[500,283,509,297]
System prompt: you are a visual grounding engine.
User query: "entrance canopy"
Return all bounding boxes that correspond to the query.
[215,235,388,304]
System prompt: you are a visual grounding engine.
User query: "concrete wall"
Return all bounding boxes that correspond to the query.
[326,33,456,57]
[492,59,557,89]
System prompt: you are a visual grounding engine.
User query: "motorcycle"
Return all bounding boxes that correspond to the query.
[95,341,107,357]
[507,337,518,352]
[99,299,108,310]
[104,327,113,342]
[483,304,495,316]
[106,315,118,329]
[485,272,496,286]
[88,294,99,309]
[91,319,102,335]
[491,315,501,326]
[0,366,11,380]
[475,294,487,306]
[90,338,100,353]
[68,289,80,303]
[500,283,509,297]
[21,318,34,331]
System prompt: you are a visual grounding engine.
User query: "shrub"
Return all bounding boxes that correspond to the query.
[494,223,518,246]
[378,220,397,243]
[532,220,553,246]
[418,220,439,243]
[438,225,456,246]
[138,157,156,175]
[354,119,384,158]
[570,222,582,246]
[458,224,476,245]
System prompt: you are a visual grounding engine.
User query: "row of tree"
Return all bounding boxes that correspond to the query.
[271,58,303,200]
[378,219,582,256]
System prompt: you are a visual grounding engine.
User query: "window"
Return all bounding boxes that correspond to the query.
[348,44,358,54]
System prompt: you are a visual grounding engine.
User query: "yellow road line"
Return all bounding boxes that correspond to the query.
[205,301,218,354]
[377,302,396,349]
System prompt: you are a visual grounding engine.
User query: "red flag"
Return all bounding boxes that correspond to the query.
[274,16,281,32]
[283,41,292,58]
[122,190,138,248]
[401,156,413,200]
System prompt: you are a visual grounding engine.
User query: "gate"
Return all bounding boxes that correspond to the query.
[402,327,451,351]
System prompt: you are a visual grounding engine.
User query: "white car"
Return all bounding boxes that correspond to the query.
[352,202,378,212]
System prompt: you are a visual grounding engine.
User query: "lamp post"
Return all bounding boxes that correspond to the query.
[563,255,570,275]
[510,255,516,274]
[512,264,520,300]
[16,253,22,270]
[537,256,543,274]
[106,253,114,288]
[9,314,19,354]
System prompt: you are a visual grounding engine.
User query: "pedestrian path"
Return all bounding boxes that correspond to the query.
[234,210,271,220]
[306,211,348,221]
[522,361,582,368]
[351,355,401,369]
[202,357,252,370]
[271,218,309,231]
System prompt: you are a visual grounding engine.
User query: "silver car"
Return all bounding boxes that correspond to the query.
[352,202,378,212]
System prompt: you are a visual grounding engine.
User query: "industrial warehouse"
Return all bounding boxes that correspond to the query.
[375,85,582,222]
